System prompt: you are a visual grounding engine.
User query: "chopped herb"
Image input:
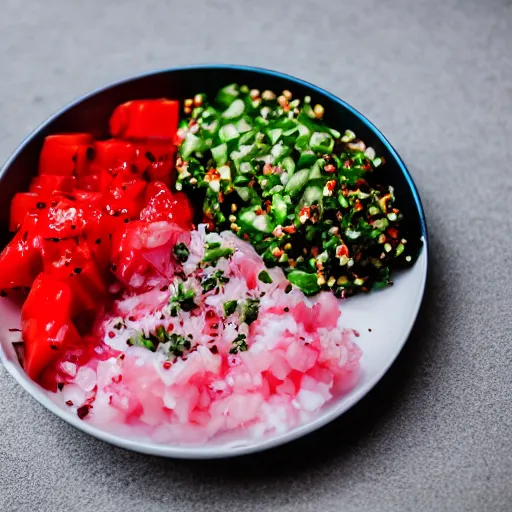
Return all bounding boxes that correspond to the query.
[128,333,157,352]
[258,270,273,284]
[201,270,229,293]
[229,333,248,354]
[155,325,169,343]
[223,300,238,316]
[242,298,260,325]
[169,282,197,316]
[173,243,190,263]
[168,333,192,357]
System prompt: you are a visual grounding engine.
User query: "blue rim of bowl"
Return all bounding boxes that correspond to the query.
[0,64,429,459]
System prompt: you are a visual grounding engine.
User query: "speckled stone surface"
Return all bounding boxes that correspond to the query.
[1,1,511,511]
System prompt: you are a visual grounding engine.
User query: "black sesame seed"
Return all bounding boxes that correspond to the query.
[284,307,289,312]
[36,202,46,209]
[210,345,218,354]
[50,344,58,350]
[95,238,101,244]
[71,225,76,230]
[145,151,156,163]
[74,268,82,274]
[57,383,64,391]
[86,147,95,160]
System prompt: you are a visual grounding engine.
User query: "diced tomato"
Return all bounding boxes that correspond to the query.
[87,139,137,175]
[109,100,180,140]
[10,192,47,232]
[35,197,87,238]
[73,189,103,206]
[102,174,147,218]
[140,181,193,229]
[21,273,81,381]
[38,134,94,176]
[0,218,42,291]
[132,140,176,186]
[82,211,126,274]
[29,175,77,195]
[41,238,108,316]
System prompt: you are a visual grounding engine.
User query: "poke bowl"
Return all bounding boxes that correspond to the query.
[0,65,428,458]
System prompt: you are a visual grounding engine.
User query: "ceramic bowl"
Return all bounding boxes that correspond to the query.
[0,65,428,458]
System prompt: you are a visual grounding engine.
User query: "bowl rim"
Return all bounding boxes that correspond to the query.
[0,64,429,459]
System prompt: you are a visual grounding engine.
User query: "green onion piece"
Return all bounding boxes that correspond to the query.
[268,128,283,144]
[287,270,321,296]
[179,132,207,160]
[216,83,240,107]
[203,247,234,264]
[258,270,273,284]
[280,156,295,175]
[284,168,309,196]
[128,333,157,352]
[310,132,334,153]
[211,143,228,166]
[219,123,239,142]
[222,98,245,119]
[271,194,288,225]
[223,300,238,316]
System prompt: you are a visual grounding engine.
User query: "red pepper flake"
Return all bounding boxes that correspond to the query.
[119,354,126,360]
[77,404,91,419]
[363,162,371,171]
[387,227,399,239]
[326,180,336,192]
[205,310,215,319]
[243,234,250,241]
[282,225,296,234]
[210,345,218,354]
[324,164,336,173]
[163,361,172,370]
[344,159,353,169]
[66,400,73,406]
[111,375,123,383]
[255,207,264,216]
[354,202,364,212]
[108,331,115,339]
[263,163,273,176]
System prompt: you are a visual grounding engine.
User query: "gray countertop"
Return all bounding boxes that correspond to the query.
[1,1,511,511]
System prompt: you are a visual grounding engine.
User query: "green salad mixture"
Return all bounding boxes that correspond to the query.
[175,84,414,297]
